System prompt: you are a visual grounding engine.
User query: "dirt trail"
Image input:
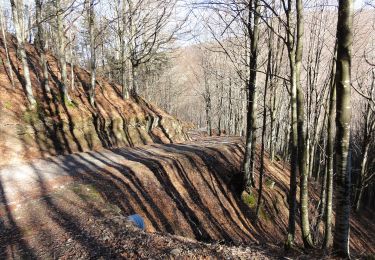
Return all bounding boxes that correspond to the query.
[0,137,267,259]
[0,137,239,207]
[0,137,373,259]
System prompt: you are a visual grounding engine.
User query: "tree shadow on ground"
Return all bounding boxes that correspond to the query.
[0,140,254,257]
[0,180,38,259]
[0,139,374,258]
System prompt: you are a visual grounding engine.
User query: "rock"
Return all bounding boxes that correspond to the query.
[170,248,182,256]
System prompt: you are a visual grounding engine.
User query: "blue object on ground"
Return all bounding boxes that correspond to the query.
[127,214,145,230]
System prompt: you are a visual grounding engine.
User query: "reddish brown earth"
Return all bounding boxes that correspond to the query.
[0,33,188,166]
[0,32,373,259]
[0,136,373,259]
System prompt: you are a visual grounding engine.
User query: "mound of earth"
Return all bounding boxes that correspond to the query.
[0,34,188,166]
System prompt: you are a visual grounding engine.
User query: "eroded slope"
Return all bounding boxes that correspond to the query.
[0,137,373,259]
[0,34,187,165]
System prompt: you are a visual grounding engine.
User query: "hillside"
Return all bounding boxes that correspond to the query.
[0,33,373,260]
[0,136,373,259]
[0,34,187,165]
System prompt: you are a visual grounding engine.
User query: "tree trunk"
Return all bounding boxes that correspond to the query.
[88,0,96,106]
[130,62,138,96]
[204,74,212,136]
[282,123,289,163]
[56,0,71,103]
[256,41,271,219]
[128,0,137,97]
[286,61,298,249]
[323,51,336,250]
[295,0,313,248]
[242,0,260,191]
[217,82,224,134]
[355,104,371,212]
[121,55,128,99]
[0,7,15,88]
[120,0,129,99]
[227,80,232,134]
[10,0,36,107]
[35,0,50,95]
[285,0,298,248]
[70,32,75,91]
[333,0,353,257]
[269,88,277,162]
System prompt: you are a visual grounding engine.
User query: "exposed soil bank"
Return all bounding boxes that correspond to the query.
[0,34,188,165]
[0,137,373,259]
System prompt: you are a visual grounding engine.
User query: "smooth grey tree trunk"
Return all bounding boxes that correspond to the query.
[204,72,212,136]
[70,31,75,91]
[256,37,272,219]
[0,7,15,88]
[295,0,313,248]
[88,0,96,106]
[120,0,129,99]
[10,0,36,107]
[324,50,336,250]
[242,0,260,191]
[333,0,353,257]
[355,103,373,212]
[35,0,50,95]
[55,0,71,104]
[128,0,137,96]
[285,0,298,248]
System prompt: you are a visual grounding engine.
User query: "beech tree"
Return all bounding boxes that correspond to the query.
[282,0,303,248]
[352,67,375,212]
[87,0,96,106]
[323,46,336,250]
[35,0,51,95]
[243,0,260,191]
[295,0,313,248]
[10,0,37,107]
[55,0,72,103]
[0,3,15,88]
[333,0,353,257]
[198,0,262,191]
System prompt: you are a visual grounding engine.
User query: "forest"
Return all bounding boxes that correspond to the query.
[0,0,374,259]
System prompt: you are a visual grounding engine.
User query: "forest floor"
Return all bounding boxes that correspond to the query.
[0,136,374,259]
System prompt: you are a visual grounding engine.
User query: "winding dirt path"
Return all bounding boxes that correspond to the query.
[0,137,276,259]
[0,136,373,259]
[0,136,242,208]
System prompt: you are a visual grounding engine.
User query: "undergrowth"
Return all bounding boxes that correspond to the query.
[242,192,257,208]
[242,192,270,221]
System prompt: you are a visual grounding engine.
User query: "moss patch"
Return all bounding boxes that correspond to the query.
[71,184,104,202]
[242,192,257,208]
[4,100,12,110]
[22,102,46,123]
[257,206,270,222]
[265,178,275,189]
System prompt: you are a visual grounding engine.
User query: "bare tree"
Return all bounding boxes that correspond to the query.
[0,3,15,88]
[323,46,336,250]
[9,0,37,107]
[353,70,375,212]
[55,0,72,104]
[35,0,51,95]
[243,0,260,191]
[294,0,314,248]
[333,0,353,257]
[86,0,96,106]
